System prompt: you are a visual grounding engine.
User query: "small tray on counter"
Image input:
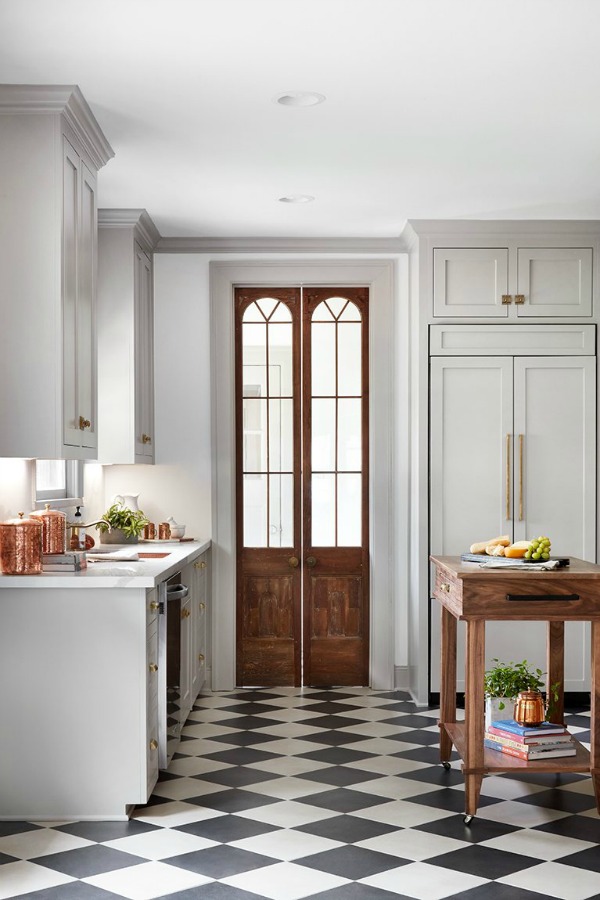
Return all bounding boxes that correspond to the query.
[460,553,570,567]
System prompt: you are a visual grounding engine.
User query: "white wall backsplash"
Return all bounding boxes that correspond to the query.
[0,459,34,519]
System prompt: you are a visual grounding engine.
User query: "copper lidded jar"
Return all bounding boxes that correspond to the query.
[0,512,43,574]
[30,503,67,555]
[514,690,546,728]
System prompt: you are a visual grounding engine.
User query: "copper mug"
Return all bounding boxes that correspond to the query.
[514,691,545,727]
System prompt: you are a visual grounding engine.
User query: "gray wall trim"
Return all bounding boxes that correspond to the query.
[98,209,161,250]
[157,236,405,254]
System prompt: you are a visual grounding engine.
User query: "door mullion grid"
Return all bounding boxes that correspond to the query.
[265,311,271,547]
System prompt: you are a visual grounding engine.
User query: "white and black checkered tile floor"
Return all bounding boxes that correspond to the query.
[1,689,599,900]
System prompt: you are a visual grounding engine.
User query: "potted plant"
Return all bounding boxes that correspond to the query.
[484,658,557,729]
[96,502,149,544]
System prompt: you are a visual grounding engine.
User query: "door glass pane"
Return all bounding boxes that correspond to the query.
[326,296,347,317]
[339,301,361,322]
[271,303,292,322]
[338,399,361,470]
[242,323,267,397]
[268,323,293,396]
[312,473,336,546]
[269,399,293,471]
[269,474,293,547]
[244,474,267,547]
[311,323,336,395]
[243,398,267,471]
[256,296,279,318]
[312,301,334,322]
[312,399,336,471]
[338,473,361,546]
[338,323,362,396]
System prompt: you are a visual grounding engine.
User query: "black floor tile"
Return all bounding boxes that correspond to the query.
[164,845,276,878]
[396,765,465,787]
[560,846,600,872]
[214,715,284,730]
[448,885,549,900]
[391,729,441,746]
[300,730,372,746]
[533,813,600,843]
[208,730,281,747]
[312,885,414,899]
[298,844,407,879]
[404,787,499,814]
[298,746,377,765]
[296,814,398,843]
[156,885,261,900]
[428,844,538,878]
[17,885,119,899]
[0,822,42,837]
[304,715,365,730]
[55,820,158,841]
[192,766,279,788]
[33,845,145,878]
[203,747,280,765]
[184,788,279,813]
[393,745,459,765]
[296,765,384,787]
[175,815,281,843]
[414,814,521,843]
[297,788,391,813]
[0,852,18,865]
[515,787,597,814]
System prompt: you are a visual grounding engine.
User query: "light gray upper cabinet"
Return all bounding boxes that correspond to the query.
[0,86,113,459]
[434,245,593,318]
[97,210,159,464]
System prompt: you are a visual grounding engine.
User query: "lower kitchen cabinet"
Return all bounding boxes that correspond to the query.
[179,551,210,724]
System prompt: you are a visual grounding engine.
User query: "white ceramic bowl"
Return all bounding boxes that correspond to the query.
[169,525,185,539]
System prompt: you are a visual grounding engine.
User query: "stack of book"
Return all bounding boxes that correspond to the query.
[42,551,87,572]
[485,718,576,760]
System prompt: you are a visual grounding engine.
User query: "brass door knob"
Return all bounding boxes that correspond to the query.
[198,653,205,662]
[306,556,317,568]
[199,602,206,610]
[288,556,299,568]
[149,739,158,751]
[148,663,158,673]
[142,433,152,444]
[149,601,160,611]
[79,416,91,430]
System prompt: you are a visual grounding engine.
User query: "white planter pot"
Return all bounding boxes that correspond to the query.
[485,696,515,731]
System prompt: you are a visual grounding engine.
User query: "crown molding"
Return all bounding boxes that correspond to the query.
[155,235,404,253]
[98,208,161,251]
[406,218,600,235]
[0,84,114,169]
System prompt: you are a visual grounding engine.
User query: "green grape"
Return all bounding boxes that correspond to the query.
[542,552,550,560]
[530,540,539,549]
[525,549,532,559]
[533,551,542,559]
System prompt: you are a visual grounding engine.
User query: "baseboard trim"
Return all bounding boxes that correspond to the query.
[394,665,409,690]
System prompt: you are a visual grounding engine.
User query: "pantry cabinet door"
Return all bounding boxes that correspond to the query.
[62,139,81,448]
[134,245,154,461]
[433,248,509,317]
[77,161,98,451]
[516,248,593,318]
[430,356,514,557]
[512,356,596,558]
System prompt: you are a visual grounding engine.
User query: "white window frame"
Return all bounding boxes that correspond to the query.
[33,460,84,510]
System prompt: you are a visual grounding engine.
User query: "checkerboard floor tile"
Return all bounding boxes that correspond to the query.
[3,690,600,899]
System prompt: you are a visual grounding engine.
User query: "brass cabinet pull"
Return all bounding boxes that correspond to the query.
[440,582,451,593]
[519,434,524,521]
[79,416,91,430]
[501,294,512,305]
[149,601,159,612]
[288,556,299,568]
[199,602,205,611]
[194,560,207,570]
[514,294,525,304]
[149,739,158,751]
[141,433,152,444]
[148,663,158,673]
[506,433,511,520]
[181,607,191,619]
[198,653,205,662]
[306,556,317,568]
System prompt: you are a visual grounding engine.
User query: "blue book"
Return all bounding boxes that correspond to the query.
[491,718,566,736]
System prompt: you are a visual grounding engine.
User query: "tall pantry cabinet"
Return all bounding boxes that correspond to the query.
[0,85,113,459]
[404,222,600,700]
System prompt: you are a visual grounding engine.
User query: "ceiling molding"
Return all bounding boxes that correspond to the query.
[155,236,405,254]
[98,208,161,250]
[0,84,114,169]
[406,219,600,236]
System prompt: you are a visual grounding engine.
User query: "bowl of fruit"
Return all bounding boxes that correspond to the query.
[523,536,552,562]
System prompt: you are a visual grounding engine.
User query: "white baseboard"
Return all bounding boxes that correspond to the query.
[394,665,410,690]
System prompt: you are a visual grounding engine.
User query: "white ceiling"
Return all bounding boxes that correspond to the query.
[2,0,600,238]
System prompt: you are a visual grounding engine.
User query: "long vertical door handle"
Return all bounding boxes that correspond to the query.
[519,434,524,521]
[505,434,511,521]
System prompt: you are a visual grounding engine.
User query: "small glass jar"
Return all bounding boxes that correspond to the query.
[0,513,43,574]
[30,503,67,555]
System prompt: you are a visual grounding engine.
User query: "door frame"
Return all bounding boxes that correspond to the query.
[210,259,399,691]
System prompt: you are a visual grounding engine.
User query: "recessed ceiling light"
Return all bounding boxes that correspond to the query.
[276,91,325,107]
[278,195,315,203]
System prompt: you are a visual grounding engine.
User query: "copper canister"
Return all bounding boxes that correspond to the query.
[0,512,43,574]
[158,522,171,540]
[514,691,545,727]
[30,503,67,554]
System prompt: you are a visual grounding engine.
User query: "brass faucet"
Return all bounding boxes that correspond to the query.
[68,519,111,550]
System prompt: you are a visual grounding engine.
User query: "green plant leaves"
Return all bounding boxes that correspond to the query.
[483,658,546,700]
[96,502,150,538]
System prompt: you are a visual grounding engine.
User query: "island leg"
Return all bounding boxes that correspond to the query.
[439,606,457,764]
[591,620,600,813]
[464,618,485,820]
[547,621,565,725]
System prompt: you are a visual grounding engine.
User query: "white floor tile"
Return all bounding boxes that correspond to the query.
[246,756,333,776]
[477,799,570,828]
[242,776,334,800]
[343,755,430,776]
[83,860,213,900]
[165,756,233,777]
[103,828,219,860]
[340,737,412,756]
[230,827,344,860]
[352,799,455,828]
[336,706,407,721]
[251,738,329,756]
[348,775,442,801]
[186,706,240,723]
[252,722,328,738]
[450,775,547,801]
[0,828,93,860]
[235,799,339,827]
[0,861,75,899]
[356,828,470,860]
[252,707,326,723]
[338,722,410,737]
[498,861,600,900]
[335,695,401,707]
[362,861,489,899]
[132,801,226,827]
[151,776,227,801]
[222,861,350,899]
[482,828,596,861]
[180,722,240,738]
[173,738,237,756]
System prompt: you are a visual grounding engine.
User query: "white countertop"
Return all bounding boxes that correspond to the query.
[0,539,211,588]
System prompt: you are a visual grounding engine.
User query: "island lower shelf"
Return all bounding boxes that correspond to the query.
[443,722,590,774]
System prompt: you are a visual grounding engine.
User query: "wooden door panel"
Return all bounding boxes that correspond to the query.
[310,575,364,638]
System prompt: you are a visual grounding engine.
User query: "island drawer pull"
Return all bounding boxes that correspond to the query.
[506,593,580,602]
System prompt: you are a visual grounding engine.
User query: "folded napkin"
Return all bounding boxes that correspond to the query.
[87,549,140,562]
[480,558,560,570]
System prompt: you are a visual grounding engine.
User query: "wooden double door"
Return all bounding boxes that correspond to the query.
[235,286,369,687]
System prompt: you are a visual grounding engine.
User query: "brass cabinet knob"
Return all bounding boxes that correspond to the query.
[501,294,512,305]
[306,556,317,568]
[148,663,158,673]
[199,602,206,611]
[194,560,207,570]
[288,556,299,568]
[440,582,451,592]
[198,653,205,662]
[149,739,158,751]
[142,433,152,444]
[514,294,526,304]
[79,416,91,430]
[149,601,160,612]
[181,607,191,619]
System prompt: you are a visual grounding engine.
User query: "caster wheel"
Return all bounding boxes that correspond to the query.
[442,761,451,770]
[464,814,473,825]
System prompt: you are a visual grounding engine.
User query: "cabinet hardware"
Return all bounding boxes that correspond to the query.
[288,556,299,568]
[506,433,511,520]
[506,594,579,602]
[519,434,524,521]
[199,602,205,610]
[181,607,191,619]
[141,433,152,444]
[440,582,451,592]
[194,560,207,570]
[79,416,91,430]
[149,601,160,612]
[198,653,205,662]
[501,294,512,305]
[514,294,526,304]
[306,556,317,568]
[149,739,158,751]
[148,663,158,672]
